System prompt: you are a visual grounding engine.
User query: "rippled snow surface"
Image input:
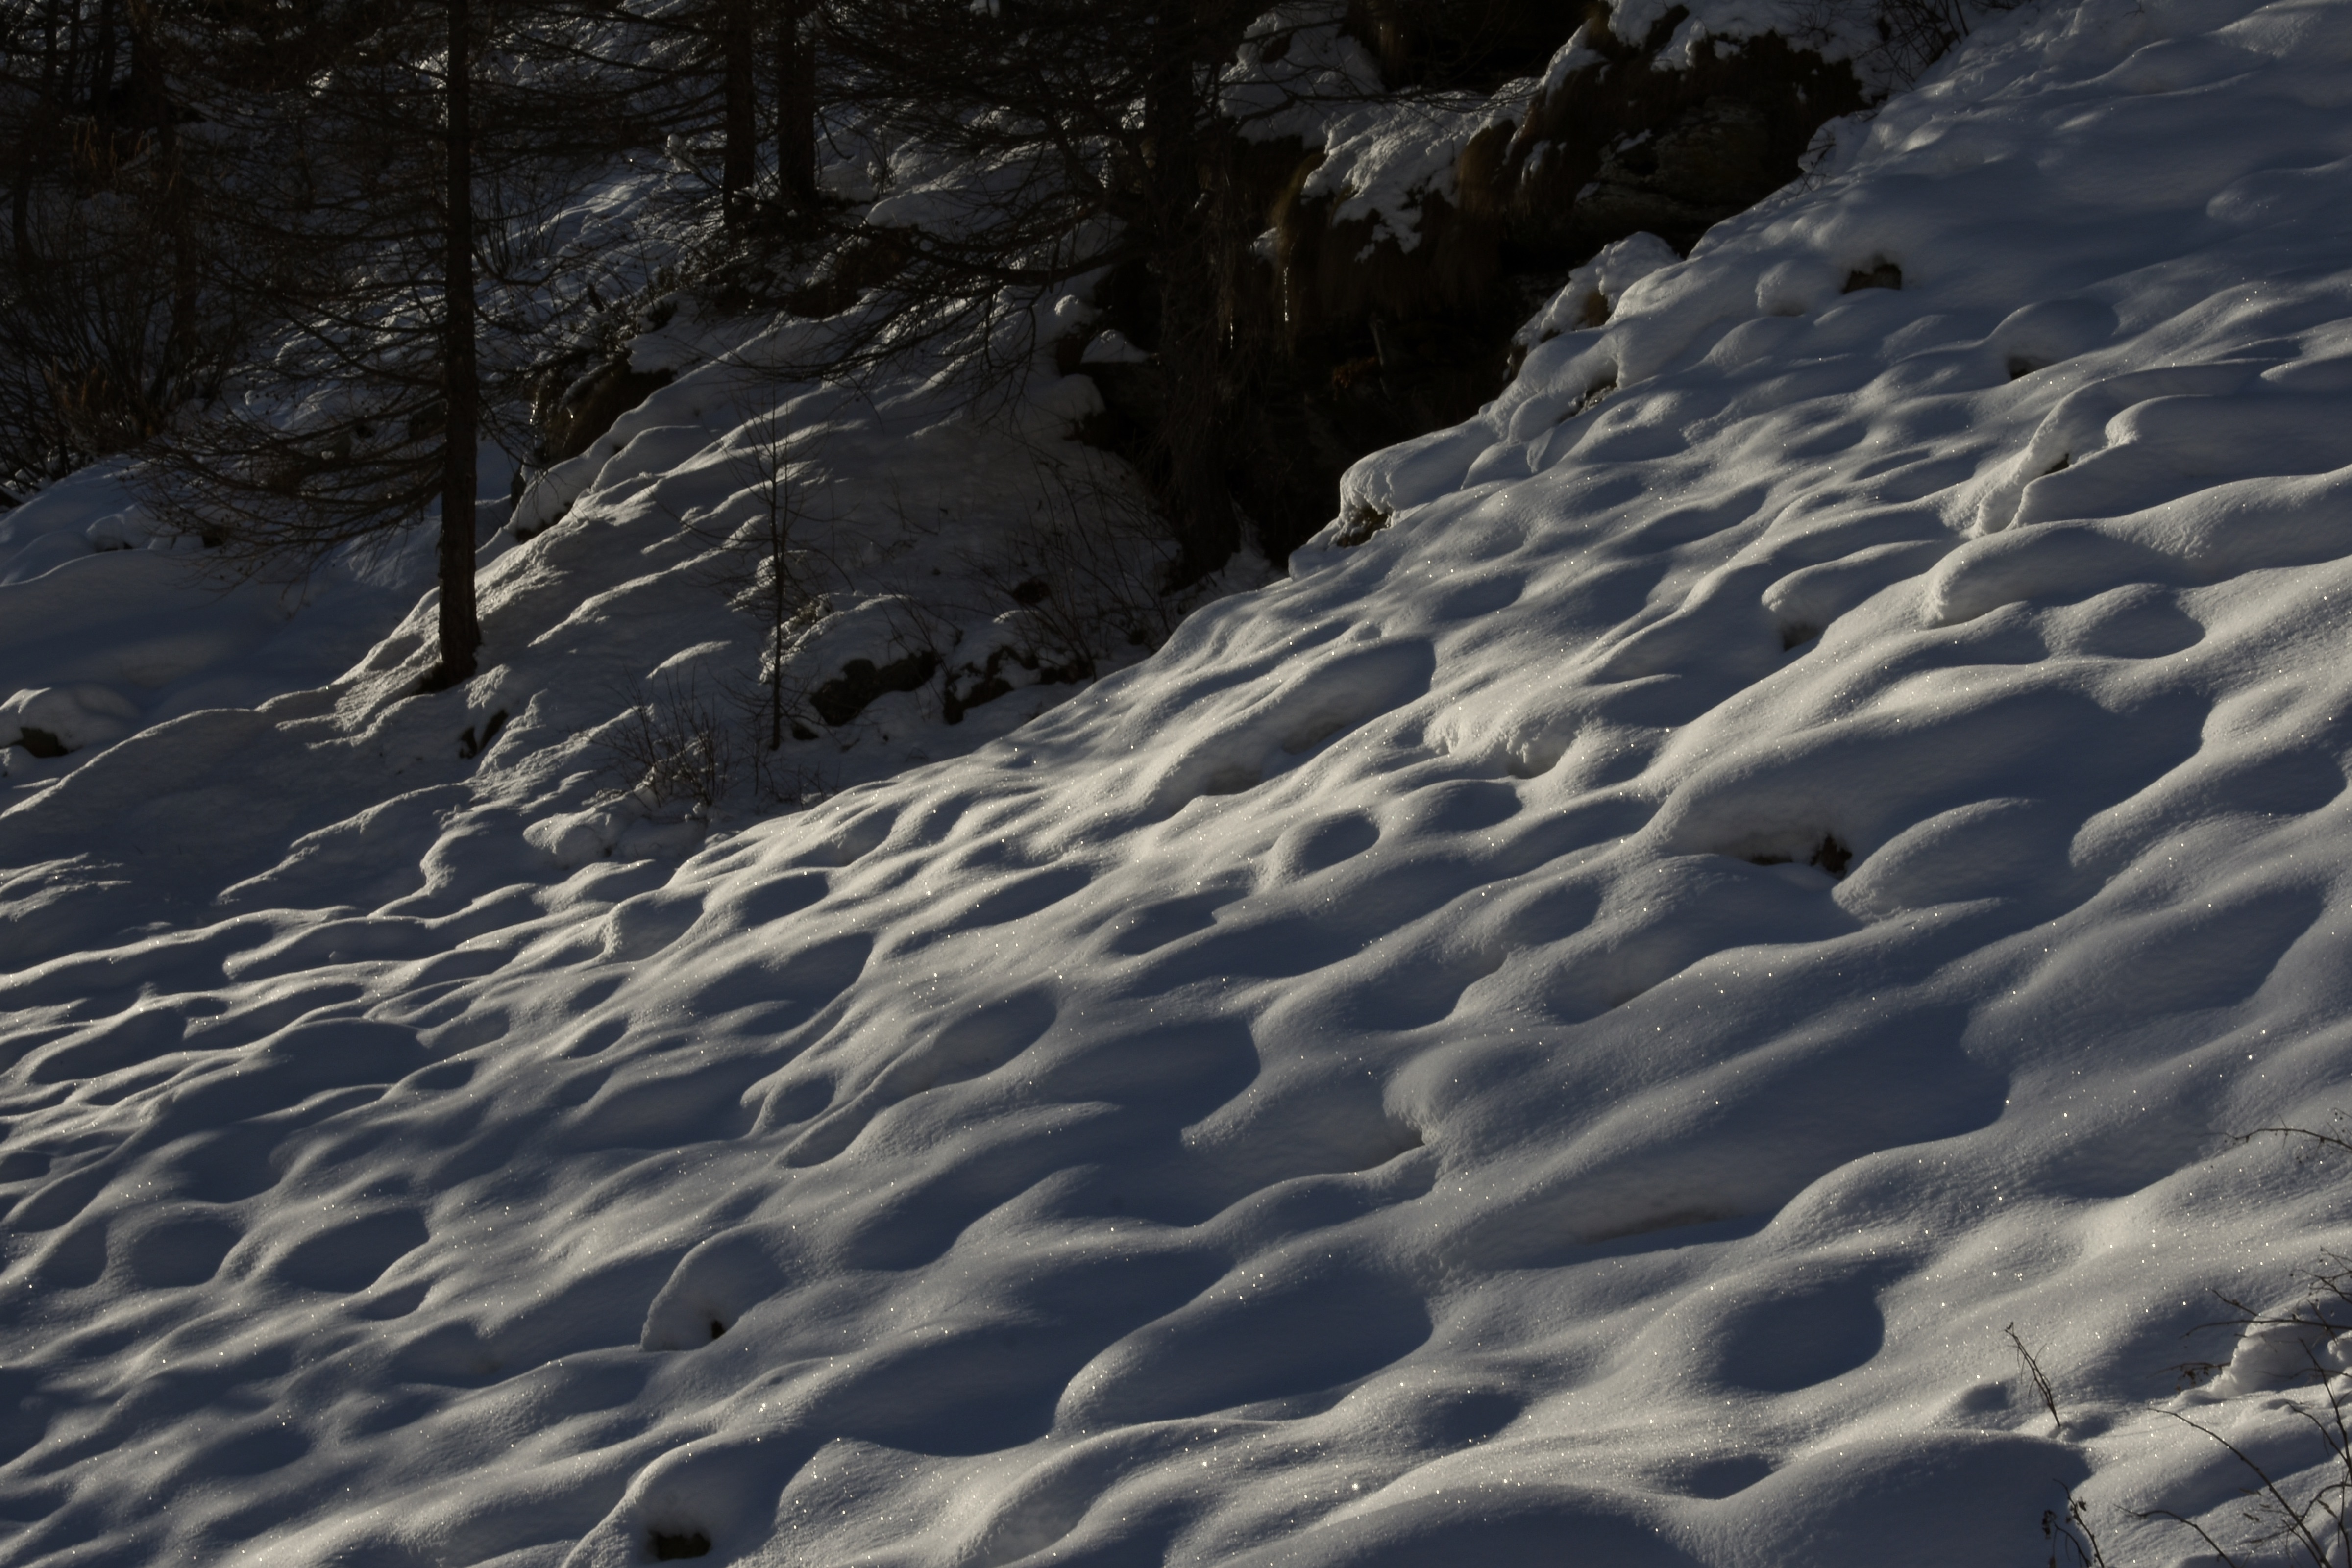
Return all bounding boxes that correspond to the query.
[11,0,2352,1562]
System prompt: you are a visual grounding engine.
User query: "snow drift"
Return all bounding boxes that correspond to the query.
[9,0,2352,1562]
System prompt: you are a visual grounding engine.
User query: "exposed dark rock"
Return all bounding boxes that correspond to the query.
[457,709,510,760]
[1345,0,1588,89]
[1745,833,1854,878]
[1188,8,1868,563]
[1811,834,1853,878]
[1333,505,1394,547]
[1575,98,1781,242]
[944,676,1016,721]
[1493,19,1868,260]
[538,357,674,466]
[811,650,940,728]
[1842,259,1903,292]
[942,646,1082,725]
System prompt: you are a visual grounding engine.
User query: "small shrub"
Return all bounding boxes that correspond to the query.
[2151,1138,2352,1568]
[2034,1124,2352,1568]
[2045,1492,2115,1568]
[952,452,1179,715]
[597,671,740,815]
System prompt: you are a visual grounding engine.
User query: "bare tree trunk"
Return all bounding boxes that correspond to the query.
[14,0,61,269]
[439,0,481,684]
[1145,13,1237,584]
[125,0,161,131]
[129,0,189,414]
[720,0,756,225]
[87,0,118,127]
[63,0,82,116]
[7,156,24,274]
[767,520,786,749]
[773,0,815,209]
[1155,247,1238,585]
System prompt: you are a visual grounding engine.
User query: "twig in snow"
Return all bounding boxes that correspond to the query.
[2009,1323,2066,1437]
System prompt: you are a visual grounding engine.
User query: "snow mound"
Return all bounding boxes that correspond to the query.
[10,0,2352,1564]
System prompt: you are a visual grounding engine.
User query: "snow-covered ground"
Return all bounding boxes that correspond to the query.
[10,0,2352,1561]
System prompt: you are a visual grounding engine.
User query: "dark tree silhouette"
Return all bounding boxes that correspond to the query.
[0,0,241,494]
[138,0,666,685]
[812,0,1280,583]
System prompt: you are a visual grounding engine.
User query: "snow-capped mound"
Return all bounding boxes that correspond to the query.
[9,0,2352,1563]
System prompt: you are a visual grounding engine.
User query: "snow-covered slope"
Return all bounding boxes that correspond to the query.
[9,0,2352,1563]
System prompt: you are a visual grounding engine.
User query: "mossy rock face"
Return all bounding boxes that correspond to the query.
[1574,96,1781,240]
[1273,184,1503,345]
[1495,21,1868,258]
[1071,3,1865,567]
[1211,11,1863,561]
[1264,9,1866,347]
[1260,11,1866,341]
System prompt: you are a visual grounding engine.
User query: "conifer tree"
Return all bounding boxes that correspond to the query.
[0,0,236,493]
[812,0,1263,581]
[141,0,662,685]
[683,0,819,226]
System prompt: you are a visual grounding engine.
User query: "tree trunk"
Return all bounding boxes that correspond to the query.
[132,1,189,416]
[1144,16,1237,585]
[125,0,163,133]
[773,0,816,209]
[439,0,481,684]
[767,537,785,750]
[720,0,755,225]
[8,158,25,276]
[1155,251,1239,585]
[87,0,118,127]
[15,0,61,270]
